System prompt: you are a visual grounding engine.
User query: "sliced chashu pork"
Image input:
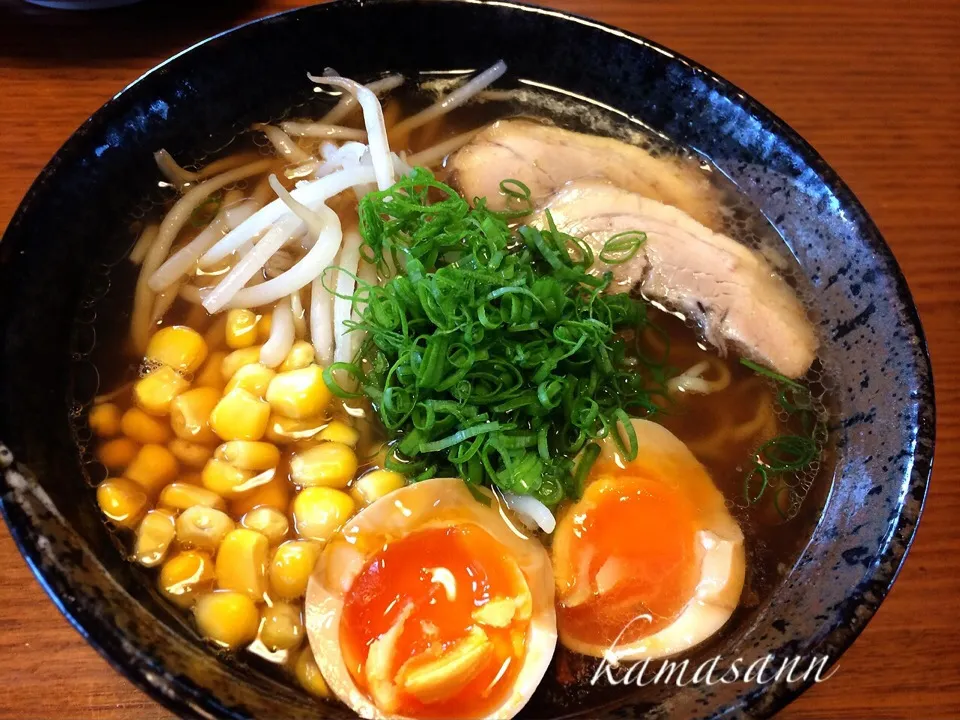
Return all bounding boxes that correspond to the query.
[448,120,720,229]
[532,180,817,379]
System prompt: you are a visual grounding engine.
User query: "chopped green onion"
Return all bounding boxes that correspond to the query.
[741,360,826,511]
[420,422,502,453]
[340,167,667,504]
[599,231,646,265]
[190,191,222,228]
[321,363,365,399]
[572,442,601,499]
[497,178,533,218]
[756,435,817,471]
[744,465,769,504]
[739,358,805,389]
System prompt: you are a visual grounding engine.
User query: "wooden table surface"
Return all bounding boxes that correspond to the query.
[0,0,957,718]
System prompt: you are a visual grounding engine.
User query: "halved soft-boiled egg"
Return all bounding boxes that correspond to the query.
[552,419,745,662]
[305,477,556,719]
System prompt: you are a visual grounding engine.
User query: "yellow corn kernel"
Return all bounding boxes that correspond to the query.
[266,365,331,420]
[278,341,316,372]
[159,482,225,511]
[176,505,235,551]
[89,403,121,438]
[264,414,325,445]
[146,325,208,374]
[215,528,269,600]
[225,309,259,349]
[295,646,330,698]
[256,311,273,342]
[168,438,215,469]
[290,442,357,489]
[260,602,304,652]
[96,477,148,528]
[215,441,280,472]
[159,550,215,609]
[200,458,258,498]
[97,437,139,471]
[195,351,227,390]
[241,506,289,545]
[292,487,355,542]
[221,346,263,381]
[210,389,270,441]
[134,365,189,416]
[317,420,359,447]
[225,363,275,399]
[134,509,176,567]
[195,592,259,648]
[269,541,321,600]
[120,407,172,444]
[170,387,220,444]
[350,470,406,507]
[230,474,291,517]
[125,444,179,496]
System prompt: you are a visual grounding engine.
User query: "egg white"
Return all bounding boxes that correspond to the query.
[554,419,745,662]
[304,477,557,720]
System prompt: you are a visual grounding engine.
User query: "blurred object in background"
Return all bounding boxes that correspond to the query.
[24,0,145,8]
[2,0,263,63]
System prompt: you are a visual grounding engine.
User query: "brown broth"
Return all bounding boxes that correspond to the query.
[81,77,833,713]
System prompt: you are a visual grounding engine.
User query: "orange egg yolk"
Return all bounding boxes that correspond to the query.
[554,461,701,648]
[340,524,531,718]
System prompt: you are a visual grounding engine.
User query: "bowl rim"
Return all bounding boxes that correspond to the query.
[0,0,935,718]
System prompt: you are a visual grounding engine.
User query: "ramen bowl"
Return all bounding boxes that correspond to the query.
[0,1,933,718]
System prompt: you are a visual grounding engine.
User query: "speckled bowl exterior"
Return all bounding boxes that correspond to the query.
[0,1,933,718]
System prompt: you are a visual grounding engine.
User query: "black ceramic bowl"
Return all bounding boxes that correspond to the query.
[0,1,934,718]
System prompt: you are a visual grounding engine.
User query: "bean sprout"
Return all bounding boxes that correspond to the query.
[129,224,160,352]
[501,492,556,534]
[290,291,307,339]
[225,204,343,310]
[154,150,194,188]
[129,223,157,265]
[389,61,506,139]
[200,165,376,266]
[201,214,302,313]
[280,121,367,141]
[150,278,183,325]
[149,195,256,292]
[260,298,295,368]
[153,150,264,191]
[148,158,273,278]
[253,124,314,164]
[406,128,483,168]
[333,230,362,369]
[320,73,405,125]
[311,269,335,366]
[309,72,394,191]
[178,284,208,305]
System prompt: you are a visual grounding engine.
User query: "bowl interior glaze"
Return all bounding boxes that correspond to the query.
[0,1,933,718]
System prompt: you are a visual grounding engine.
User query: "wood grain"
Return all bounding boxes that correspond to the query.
[0,0,957,718]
